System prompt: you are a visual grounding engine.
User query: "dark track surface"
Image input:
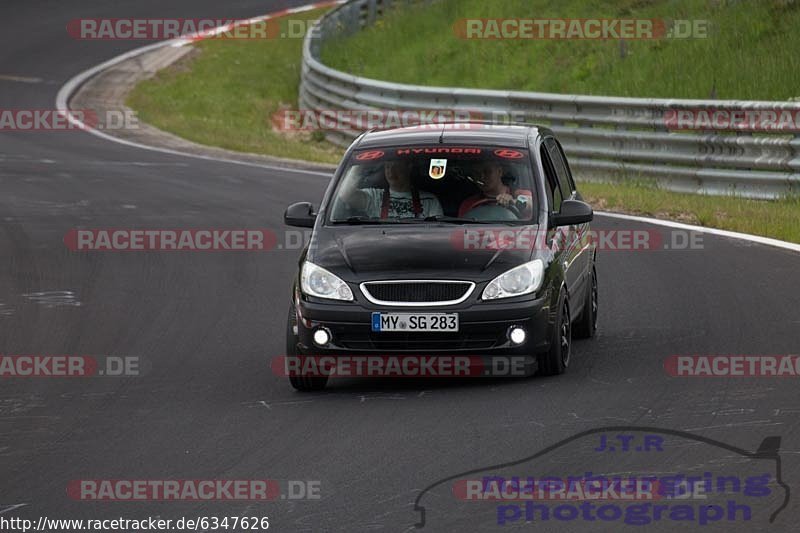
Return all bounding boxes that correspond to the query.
[1,1,799,531]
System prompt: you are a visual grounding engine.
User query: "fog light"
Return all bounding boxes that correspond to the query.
[508,326,527,345]
[313,327,331,347]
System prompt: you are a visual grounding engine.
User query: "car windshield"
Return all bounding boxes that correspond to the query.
[327,145,537,224]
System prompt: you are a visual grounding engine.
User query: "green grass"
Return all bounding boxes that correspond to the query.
[127,8,342,164]
[580,181,800,243]
[322,0,800,100]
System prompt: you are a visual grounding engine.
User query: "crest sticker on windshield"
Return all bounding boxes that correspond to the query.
[429,158,447,179]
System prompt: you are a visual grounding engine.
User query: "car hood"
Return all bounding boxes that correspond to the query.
[307,225,540,281]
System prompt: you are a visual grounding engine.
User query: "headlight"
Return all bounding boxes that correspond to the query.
[301,261,353,301]
[482,259,544,300]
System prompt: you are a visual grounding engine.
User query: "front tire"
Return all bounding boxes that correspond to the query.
[537,290,571,376]
[286,303,328,391]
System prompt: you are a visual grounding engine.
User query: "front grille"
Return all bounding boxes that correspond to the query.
[361,281,473,305]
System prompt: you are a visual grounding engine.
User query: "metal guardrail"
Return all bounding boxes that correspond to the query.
[299,0,800,198]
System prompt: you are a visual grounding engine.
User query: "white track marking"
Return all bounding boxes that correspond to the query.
[0,74,43,83]
[596,211,800,254]
[0,504,29,514]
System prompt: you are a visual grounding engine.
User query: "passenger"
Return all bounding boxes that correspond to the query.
[342,159,443,219]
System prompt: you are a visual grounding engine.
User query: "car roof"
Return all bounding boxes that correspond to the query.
[354,123,547,150]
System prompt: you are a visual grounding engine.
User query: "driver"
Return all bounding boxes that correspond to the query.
[458,160,533,219]
[341,159,443,219]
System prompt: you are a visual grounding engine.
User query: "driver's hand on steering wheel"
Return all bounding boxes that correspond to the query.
[495,193,514,206]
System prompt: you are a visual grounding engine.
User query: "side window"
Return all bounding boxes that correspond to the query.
[553,139,577,193]
[539,145,562,212]
[546,138,574,199]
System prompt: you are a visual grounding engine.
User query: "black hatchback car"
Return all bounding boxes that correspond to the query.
[283,124,597,390]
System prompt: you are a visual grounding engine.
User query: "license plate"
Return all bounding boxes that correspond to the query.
[371,312,459,332]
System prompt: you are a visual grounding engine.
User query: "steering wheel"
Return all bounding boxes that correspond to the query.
[466,196,522,219]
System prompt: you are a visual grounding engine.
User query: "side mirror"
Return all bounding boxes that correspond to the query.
[551,199,593,227]
[284,202,316,228]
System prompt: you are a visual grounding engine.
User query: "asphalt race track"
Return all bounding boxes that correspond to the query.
[1,1,799,531]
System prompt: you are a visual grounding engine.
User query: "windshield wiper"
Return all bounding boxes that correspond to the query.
[332,216,381,225]
[332,215,505,225]
[421,215,494,224]
[331,216,397,225]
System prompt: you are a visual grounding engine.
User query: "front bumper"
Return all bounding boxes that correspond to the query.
[292,292,553,356]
